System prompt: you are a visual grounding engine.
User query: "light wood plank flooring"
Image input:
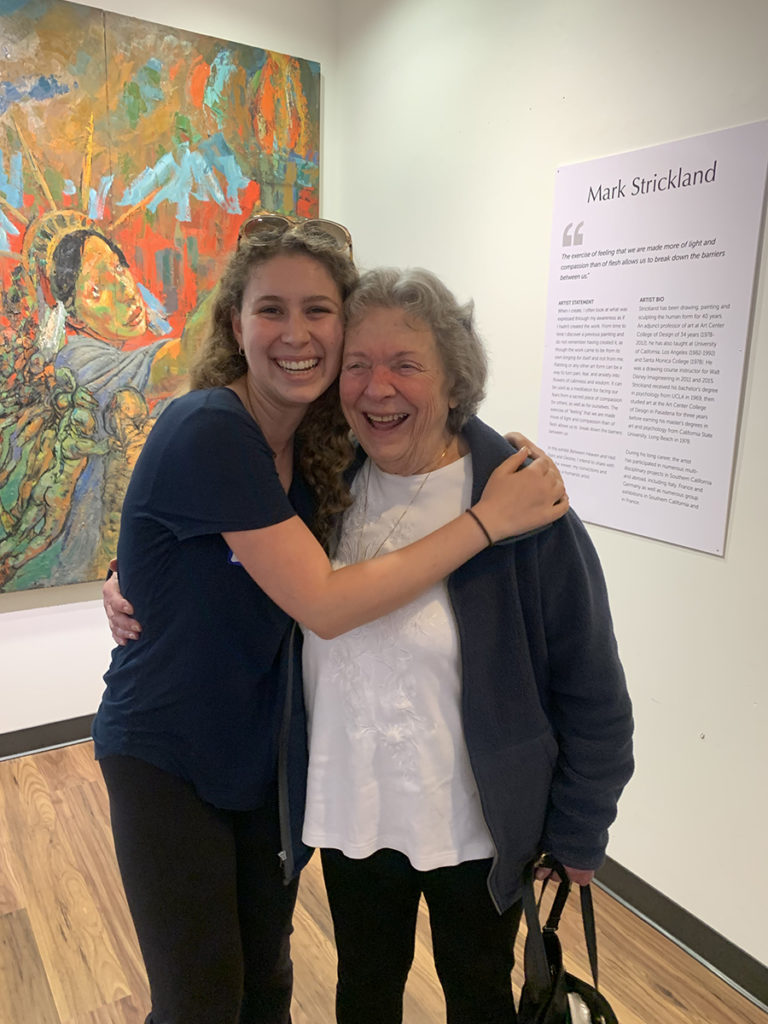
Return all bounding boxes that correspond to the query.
[0,741,764,1023]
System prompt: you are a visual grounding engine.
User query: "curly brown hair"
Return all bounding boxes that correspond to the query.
[189,225,359,549]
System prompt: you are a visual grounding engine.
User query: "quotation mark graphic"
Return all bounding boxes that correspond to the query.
[562,221,584,246]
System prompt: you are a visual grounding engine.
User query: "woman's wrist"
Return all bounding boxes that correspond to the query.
[465,507,493,547]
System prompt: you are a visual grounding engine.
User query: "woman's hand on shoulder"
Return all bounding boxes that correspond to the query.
[504,431,547,460]
[473,447,569,541]
[103,561,141,645]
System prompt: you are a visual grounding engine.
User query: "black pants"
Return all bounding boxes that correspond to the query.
[100,756,298,1024]
[321,848,522,1024]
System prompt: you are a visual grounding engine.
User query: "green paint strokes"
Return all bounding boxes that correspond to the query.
[122,81,146,130]
[173,114,201,146]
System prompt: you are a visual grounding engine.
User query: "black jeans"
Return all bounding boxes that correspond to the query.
[321,847,521,1024]
[100,755,298,1024]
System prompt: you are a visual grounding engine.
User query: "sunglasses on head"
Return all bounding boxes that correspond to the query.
[238,215,353,258]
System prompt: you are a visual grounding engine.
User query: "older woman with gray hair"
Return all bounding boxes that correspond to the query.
[302,267,634,1024]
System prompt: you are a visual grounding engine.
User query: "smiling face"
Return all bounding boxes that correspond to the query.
[231,253,345,417]
[71,235,147,344]
[340,306,456,476]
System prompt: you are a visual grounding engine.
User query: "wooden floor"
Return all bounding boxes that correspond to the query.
[0,741,765,1024]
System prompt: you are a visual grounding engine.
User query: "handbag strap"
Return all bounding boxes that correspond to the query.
[524,856,602,992]
[520,860,553,997]
[580,882,600,990]
[543,870,571,931]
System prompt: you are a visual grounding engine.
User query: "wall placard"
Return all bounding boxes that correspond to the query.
[539,121,768,554]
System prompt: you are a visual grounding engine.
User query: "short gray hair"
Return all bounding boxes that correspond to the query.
[345,267,487,433]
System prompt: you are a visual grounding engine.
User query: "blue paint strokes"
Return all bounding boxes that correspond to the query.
[159,150,192,221]
[30,74,69,102]
[88,175,114,220]
[63,178,77,196]
[289,152,319,187]
[0,208,21,253]
[119,150,193,222]
[0,74,69,116]
[197,134,248,213]
[188,150,224,212]
[0,149,23,208]
[1,81,24,116]
[135,60,164,111]
[137,282,171,336]
[119,152,174,206]
[11,151,23,202]
[156,247,178,314]
[0,148,24,250]
[72,49,94,77]
[0,0,33,16]
[117,136,249,222]
[164,148,193,222]
[204,50,238,129]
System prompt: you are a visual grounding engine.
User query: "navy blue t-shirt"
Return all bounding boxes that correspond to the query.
[93,387,314,810]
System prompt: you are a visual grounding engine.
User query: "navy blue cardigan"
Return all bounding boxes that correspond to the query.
[280,417,634,911]
[449,417,633,910]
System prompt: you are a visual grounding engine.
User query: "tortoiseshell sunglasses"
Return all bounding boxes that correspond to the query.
[237,214,353,259]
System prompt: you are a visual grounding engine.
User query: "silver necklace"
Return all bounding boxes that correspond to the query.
[354,445,449,562]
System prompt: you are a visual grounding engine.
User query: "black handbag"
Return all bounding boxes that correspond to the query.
[517,857,619,1024]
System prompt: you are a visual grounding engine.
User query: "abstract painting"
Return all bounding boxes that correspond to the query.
[0,0,320,590]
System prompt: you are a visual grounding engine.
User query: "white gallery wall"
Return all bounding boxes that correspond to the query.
[326,0,768,967]
[2,0,766,972]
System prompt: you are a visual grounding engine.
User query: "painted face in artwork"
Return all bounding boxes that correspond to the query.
[71,235,148,345]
